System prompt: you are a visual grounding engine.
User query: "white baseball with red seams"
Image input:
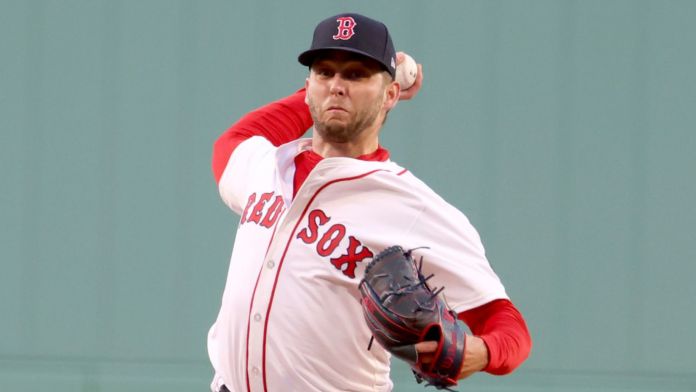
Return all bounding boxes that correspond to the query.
[207,137,508,392]
[396,53,418,90]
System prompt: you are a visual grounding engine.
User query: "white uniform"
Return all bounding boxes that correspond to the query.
[208,136,508,392]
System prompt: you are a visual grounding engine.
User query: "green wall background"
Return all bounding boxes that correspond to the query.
[2,0,695,391]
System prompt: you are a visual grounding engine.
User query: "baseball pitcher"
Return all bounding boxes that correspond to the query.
[207,13,531,392]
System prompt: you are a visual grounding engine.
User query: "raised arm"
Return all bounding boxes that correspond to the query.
[212,51,424,183]
[212,89,313,183]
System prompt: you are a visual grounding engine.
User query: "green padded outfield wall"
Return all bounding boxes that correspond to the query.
[2,1,695,391]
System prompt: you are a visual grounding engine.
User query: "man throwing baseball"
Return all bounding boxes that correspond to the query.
[208,13,531,392]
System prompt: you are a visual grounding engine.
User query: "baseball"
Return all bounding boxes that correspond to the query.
[396,53,418,90]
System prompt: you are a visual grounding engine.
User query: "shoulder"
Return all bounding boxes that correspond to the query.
[345,161,470,224]
[220,136,279,187]
[382,166,482,243]
[378,166,457,212]
[218,136,279,213]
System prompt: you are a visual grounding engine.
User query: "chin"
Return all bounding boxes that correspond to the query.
[316,123,352,143]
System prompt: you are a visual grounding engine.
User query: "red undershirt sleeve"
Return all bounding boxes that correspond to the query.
[212,88,313,183]
[458,299,532,375]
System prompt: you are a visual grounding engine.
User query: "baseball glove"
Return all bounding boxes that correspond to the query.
[359,246,466,390]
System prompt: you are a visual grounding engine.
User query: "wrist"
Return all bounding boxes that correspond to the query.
[458,335,490,379]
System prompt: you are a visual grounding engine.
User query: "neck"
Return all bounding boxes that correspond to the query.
[311,127,380,158]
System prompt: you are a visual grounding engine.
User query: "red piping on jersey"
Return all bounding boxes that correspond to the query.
[260,169,391,392]
[244,209,285,392]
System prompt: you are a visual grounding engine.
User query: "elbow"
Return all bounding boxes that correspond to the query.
[212,127,250,184]
[483,326,532,376]
[211,137,228,184]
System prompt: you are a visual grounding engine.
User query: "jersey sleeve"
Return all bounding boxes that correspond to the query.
[217,136,276,214]
[212,88,313,184]
[403,184,509,312]
[400,177,530,374]
[458,299,532,375]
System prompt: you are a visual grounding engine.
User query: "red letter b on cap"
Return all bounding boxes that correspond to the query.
[333,17,357,40]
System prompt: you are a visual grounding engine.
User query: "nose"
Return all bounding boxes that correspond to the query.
[328,75,346,96]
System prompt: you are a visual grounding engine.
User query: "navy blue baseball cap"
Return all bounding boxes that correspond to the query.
[298,13,397,79]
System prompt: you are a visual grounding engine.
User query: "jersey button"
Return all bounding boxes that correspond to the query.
[253,313,262,322]
[252,366,260,375]
[266,260,275,269]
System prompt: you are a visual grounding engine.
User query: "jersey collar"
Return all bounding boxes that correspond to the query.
[300,145,390,163]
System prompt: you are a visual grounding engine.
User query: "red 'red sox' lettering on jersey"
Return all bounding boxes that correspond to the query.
[297,209,374,278]
[240,192,285,228]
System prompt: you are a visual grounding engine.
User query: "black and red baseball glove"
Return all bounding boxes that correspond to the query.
[359,246,467,390]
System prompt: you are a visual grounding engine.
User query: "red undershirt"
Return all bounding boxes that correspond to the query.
[212,89,531,375]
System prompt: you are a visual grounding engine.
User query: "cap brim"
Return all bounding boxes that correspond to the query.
[298,47,394,77]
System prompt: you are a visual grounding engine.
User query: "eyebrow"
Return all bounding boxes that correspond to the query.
[312,59,381,72]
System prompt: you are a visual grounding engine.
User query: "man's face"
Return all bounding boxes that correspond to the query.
[305,51,396,144]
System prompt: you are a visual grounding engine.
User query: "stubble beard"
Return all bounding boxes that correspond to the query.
[307,95,383,144]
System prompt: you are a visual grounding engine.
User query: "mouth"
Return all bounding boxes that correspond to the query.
[326,105,347,113]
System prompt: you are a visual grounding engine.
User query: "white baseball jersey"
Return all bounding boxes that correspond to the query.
[208,136,508,392]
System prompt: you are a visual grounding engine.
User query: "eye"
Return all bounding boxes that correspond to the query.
[346,69,368,80]
[314,67,333,78]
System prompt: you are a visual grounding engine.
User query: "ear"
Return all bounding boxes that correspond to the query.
[304,77,310,104]
[383,80,400,111]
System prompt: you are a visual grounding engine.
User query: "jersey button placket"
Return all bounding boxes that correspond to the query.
[248,222,290,390]
[248,251,281,390]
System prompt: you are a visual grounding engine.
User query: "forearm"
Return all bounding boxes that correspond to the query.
[212,89,313,183]
[458,335,489,379]
[458,299,532,375]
